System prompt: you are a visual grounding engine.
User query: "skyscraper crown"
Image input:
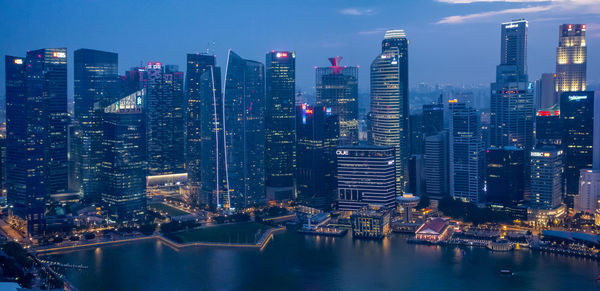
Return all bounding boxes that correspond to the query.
[384,30,406,39]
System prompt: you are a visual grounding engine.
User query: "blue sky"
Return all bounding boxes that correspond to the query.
[1,0,599,95]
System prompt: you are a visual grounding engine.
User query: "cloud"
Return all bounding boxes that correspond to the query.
[437,5,552,24]
[357,28,389,35]
[339,8,376,16]
[436,0,600,24]
[438,0,549,3]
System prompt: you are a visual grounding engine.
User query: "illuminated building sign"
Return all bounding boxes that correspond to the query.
[448,99,458,103]
[336,149,349,156]
[504,24,519,29]
[568,95,588,101]
[147,62,162,69]
[536,110,560,116]
[13,59,23,64]
[52,51,66,58]
[531,152,544,157]
[276,52,288,58]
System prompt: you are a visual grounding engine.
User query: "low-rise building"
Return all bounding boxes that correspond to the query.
[415,217,452,243]
[350,207,391,239]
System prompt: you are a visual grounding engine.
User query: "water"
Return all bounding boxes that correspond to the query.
[46,231,600,290]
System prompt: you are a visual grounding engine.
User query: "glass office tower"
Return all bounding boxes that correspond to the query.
[370,30,409,195]
[223,50,266,210]
[265,51,296,201]
[73,48,119,202]
[315,57,358,146]
[101,91,147,221]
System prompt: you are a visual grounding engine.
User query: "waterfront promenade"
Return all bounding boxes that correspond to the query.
[35,227,286,255]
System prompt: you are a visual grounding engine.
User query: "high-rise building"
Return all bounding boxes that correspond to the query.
[556,24,587,94]
[73,49,119,202]
[409,114,423,155]
[490,20,534,150]
[370,30,409,194]
[422,103,444,137]
[500,20,528,79]
[101,91,147,221]
[337,146,396,212]
[296,104,338,210]
[530,147,564,209]
[164,65,185,174]
[265,51,296,201]
[423,131,449,198]
[122,63,184,176]
[535,107,562,147]
[5,49,68,235]
[198,60,226,208]
[486,147,525,206]
[574,91,600,213]
[535,73,558,109]
[223,50,266,210]
[561,91,594,205]
[449,101,485,203]
[315,56,358,146]
[185,54,217,204]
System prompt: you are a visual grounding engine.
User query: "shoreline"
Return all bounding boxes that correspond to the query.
[35,227,286,255]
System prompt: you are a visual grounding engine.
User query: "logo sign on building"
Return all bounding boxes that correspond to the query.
[336,149,349,156]
[52,51,66,58]
[568,95,588,101]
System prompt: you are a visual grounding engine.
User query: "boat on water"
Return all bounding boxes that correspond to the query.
[499,269,513,275]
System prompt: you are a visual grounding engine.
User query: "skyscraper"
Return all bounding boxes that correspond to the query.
[223,50,266,209]
[296,104,338,210]
[556,24,587,94]
[265,51,296,201]
[370,30,409,195]
[500,20,527,78]
[73,49,119,202]
[535,107,562,147]
[535,73,558,109]
[185,54,217,204]
[574,90,599,213]
[422,103,444,137]
[486,147,525,206]
[561,91,594,205]
[490,20,534,150]
[315,56,358,146]
[30,49,69,195]
[423,131,449,198]
[165,65,185,173]
[449,101,484,203]
[530,147,564,209]
[337,146,396,212]
[5,49,68,235]
[101,91,147,221]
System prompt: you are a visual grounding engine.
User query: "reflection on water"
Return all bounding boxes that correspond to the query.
[46,231,600,291]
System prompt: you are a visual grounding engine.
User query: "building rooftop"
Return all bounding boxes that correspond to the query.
[384,30,406,39]
[416,218,448,235]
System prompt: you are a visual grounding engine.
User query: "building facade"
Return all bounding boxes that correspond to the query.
[423,131,449,198]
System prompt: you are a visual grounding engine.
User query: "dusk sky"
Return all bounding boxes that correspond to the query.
[1,0,599,95]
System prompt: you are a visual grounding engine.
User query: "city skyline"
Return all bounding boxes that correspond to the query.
[1,1,600,97]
